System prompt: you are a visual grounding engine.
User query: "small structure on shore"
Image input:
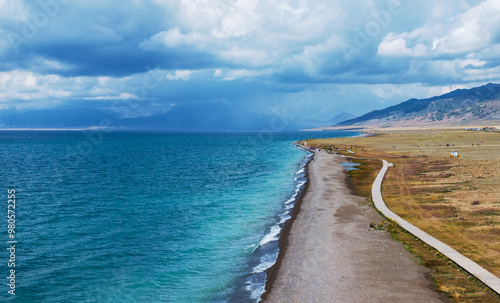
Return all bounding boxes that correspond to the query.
[450,151,459,158]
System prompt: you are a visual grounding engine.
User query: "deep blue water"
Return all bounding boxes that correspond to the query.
[0,130,358,302]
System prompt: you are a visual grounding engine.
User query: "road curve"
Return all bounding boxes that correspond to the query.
[372,160,500,295]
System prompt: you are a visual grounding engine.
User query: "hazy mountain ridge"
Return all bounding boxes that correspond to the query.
[327,112,356,125]
[0,102,355,131]
[337,83,500,127]
[119,102,276,131]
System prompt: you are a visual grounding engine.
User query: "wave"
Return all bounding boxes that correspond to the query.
[246,281,266,302]
[258,224,282,247]
[245,145,312,302]
[246,253,279,301]
[252,253,278,274]
[283,196,296,205]
[279,213,291,224]
[295,167,305,174]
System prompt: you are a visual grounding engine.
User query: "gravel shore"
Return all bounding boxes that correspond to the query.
[263,151,447,302]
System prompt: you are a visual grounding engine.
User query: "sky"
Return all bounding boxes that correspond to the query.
[1,0,500,122]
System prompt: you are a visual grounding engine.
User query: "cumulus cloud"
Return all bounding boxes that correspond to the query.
[432,0,500,54]
[165,70,192,81]
[379,0,500,57]
[0,70,75,110]
[0,68,195,110]
[176,0,261,39]
[377,33,428,57]
[1,0,500,120]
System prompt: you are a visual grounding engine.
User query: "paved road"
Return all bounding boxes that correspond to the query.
[371,160,500,295]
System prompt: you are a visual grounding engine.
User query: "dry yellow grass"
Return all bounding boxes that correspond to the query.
[306,128,500,278]
[340,158,498,301]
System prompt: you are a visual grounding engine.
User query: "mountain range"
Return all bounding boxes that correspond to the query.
[3,83,498,130]
[337,83,500,127]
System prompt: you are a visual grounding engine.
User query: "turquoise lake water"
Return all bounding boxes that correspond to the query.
[0,130,358,302]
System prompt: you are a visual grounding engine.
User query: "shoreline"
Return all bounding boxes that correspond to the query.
[261,149,446,302]
[260,148,313,301]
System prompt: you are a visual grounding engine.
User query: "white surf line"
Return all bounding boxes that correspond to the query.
[372,159,500,295]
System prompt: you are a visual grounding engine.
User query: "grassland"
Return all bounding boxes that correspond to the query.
[305,128,500,301]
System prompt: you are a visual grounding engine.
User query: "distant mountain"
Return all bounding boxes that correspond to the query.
[337,83,500,127]
[0,102,355,131]
[0,103,275,131]
[327,112,356,126]
[120,102,276,131]
[122,103,356,131]
[282,112,356,130]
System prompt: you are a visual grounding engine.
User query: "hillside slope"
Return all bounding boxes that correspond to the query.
[337,83,500,127]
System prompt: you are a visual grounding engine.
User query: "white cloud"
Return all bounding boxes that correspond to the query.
[0,0,30,22]
[221,46,269,66]
[302,34,344,58]
[379,0,500,57]
[165,70,192,81]
[0,70,73,105]
[372,85,404,99]
[377,32,428,57]
[222,69,265,81]
[266,1,344,42]
[84,92,136,100]
[430,3,449,19]
[3,0,500,118]
[177,0,261,39]
[432,0,500,54]
[427,58,487,78]
[206,68,265,80]
[0,69,195,110]
[283,34,344,76]
[378,36,411,57]
[211,0,261,39]
[145,0,345,68]
[139,27,207,50]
